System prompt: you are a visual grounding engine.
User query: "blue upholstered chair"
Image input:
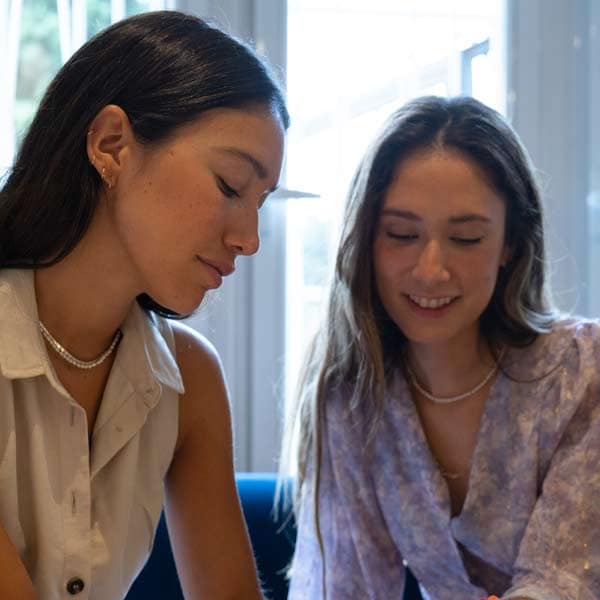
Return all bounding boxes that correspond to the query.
[125,472,423,599]
[125,472,295,600]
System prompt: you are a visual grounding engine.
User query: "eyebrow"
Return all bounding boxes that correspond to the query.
[380,209,491,224]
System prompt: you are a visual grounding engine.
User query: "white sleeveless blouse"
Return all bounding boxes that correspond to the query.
[0,269,184,599]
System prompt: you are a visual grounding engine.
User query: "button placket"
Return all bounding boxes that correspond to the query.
[61,401,92,599]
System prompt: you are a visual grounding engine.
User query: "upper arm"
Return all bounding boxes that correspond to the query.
[164,323,261,600]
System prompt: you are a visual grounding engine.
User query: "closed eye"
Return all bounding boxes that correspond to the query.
[216,176,240,199]
[450,236,483,245]
[386,232,418,242]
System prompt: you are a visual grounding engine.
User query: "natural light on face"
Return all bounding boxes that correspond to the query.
[373,149,507,352]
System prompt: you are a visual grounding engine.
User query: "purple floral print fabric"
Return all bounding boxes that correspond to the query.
[289,319,600,600]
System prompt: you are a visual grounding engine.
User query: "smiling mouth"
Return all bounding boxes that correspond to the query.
[407,294,457,309]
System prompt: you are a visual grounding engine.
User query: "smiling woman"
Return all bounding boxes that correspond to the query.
[284,96,600,600]
[374,150,509,353]
[0,10,288,600]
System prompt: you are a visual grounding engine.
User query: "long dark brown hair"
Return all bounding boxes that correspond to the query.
[0,10,289,317]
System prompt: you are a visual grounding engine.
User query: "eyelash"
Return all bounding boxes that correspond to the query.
[217,177,240,199]
[451,236,484,245]
[386,233,417,242]
[386,233,484,245]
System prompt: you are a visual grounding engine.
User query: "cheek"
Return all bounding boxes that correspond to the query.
[459,248,504,294]
[373,241,411,280]
[372,247,409,310]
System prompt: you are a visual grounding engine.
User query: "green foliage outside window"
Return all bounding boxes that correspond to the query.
[14,0,152,146]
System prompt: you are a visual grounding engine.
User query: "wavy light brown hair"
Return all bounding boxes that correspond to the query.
[279,95,556,589]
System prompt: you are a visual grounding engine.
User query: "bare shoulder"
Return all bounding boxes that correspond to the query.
[171,321,223,378]
[170,321,231,455]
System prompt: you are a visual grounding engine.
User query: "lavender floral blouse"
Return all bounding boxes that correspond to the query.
[289,319,600,600]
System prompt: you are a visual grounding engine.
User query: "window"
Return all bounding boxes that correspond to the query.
[284,0,506,406]
[4,0,596,473]
[0,0,171,174]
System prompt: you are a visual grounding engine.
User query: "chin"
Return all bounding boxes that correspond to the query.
[175,294,208,316]
[145,288,208,317]
[402,330,453,347]
[392,315,450,342]
[400,319,480,349]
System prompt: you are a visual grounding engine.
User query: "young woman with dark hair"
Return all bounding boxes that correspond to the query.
[0,10,288,599]
[284,96,600,600]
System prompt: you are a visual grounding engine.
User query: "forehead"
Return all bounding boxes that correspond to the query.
[383,149,505,219]
[165,106,285,178]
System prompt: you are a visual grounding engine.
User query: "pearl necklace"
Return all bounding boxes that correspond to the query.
[405,352,502,405]
[39,321,122,370]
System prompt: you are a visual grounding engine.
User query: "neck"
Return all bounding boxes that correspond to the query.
[405,329,496,398]
[34,209,142,360]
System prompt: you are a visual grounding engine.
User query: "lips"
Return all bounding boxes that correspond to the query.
[196,256,235,289]
[196,256,235,277]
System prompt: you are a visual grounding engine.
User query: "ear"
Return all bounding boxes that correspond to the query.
[86,105,134,189]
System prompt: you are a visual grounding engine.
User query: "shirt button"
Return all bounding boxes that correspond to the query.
[66,577,85,594]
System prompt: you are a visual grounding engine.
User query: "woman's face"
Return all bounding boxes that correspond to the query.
[372,149,508,353]
[110,106,285,314]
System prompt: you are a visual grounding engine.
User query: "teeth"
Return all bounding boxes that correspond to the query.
[409,295,454,309]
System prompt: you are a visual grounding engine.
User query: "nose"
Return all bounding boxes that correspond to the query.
[412,239,450,285]
[225,208,260,256]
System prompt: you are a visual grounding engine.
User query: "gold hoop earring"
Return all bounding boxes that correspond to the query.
[100,166,113,189]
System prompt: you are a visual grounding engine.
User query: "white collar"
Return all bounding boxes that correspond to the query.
[0,268,184,398]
